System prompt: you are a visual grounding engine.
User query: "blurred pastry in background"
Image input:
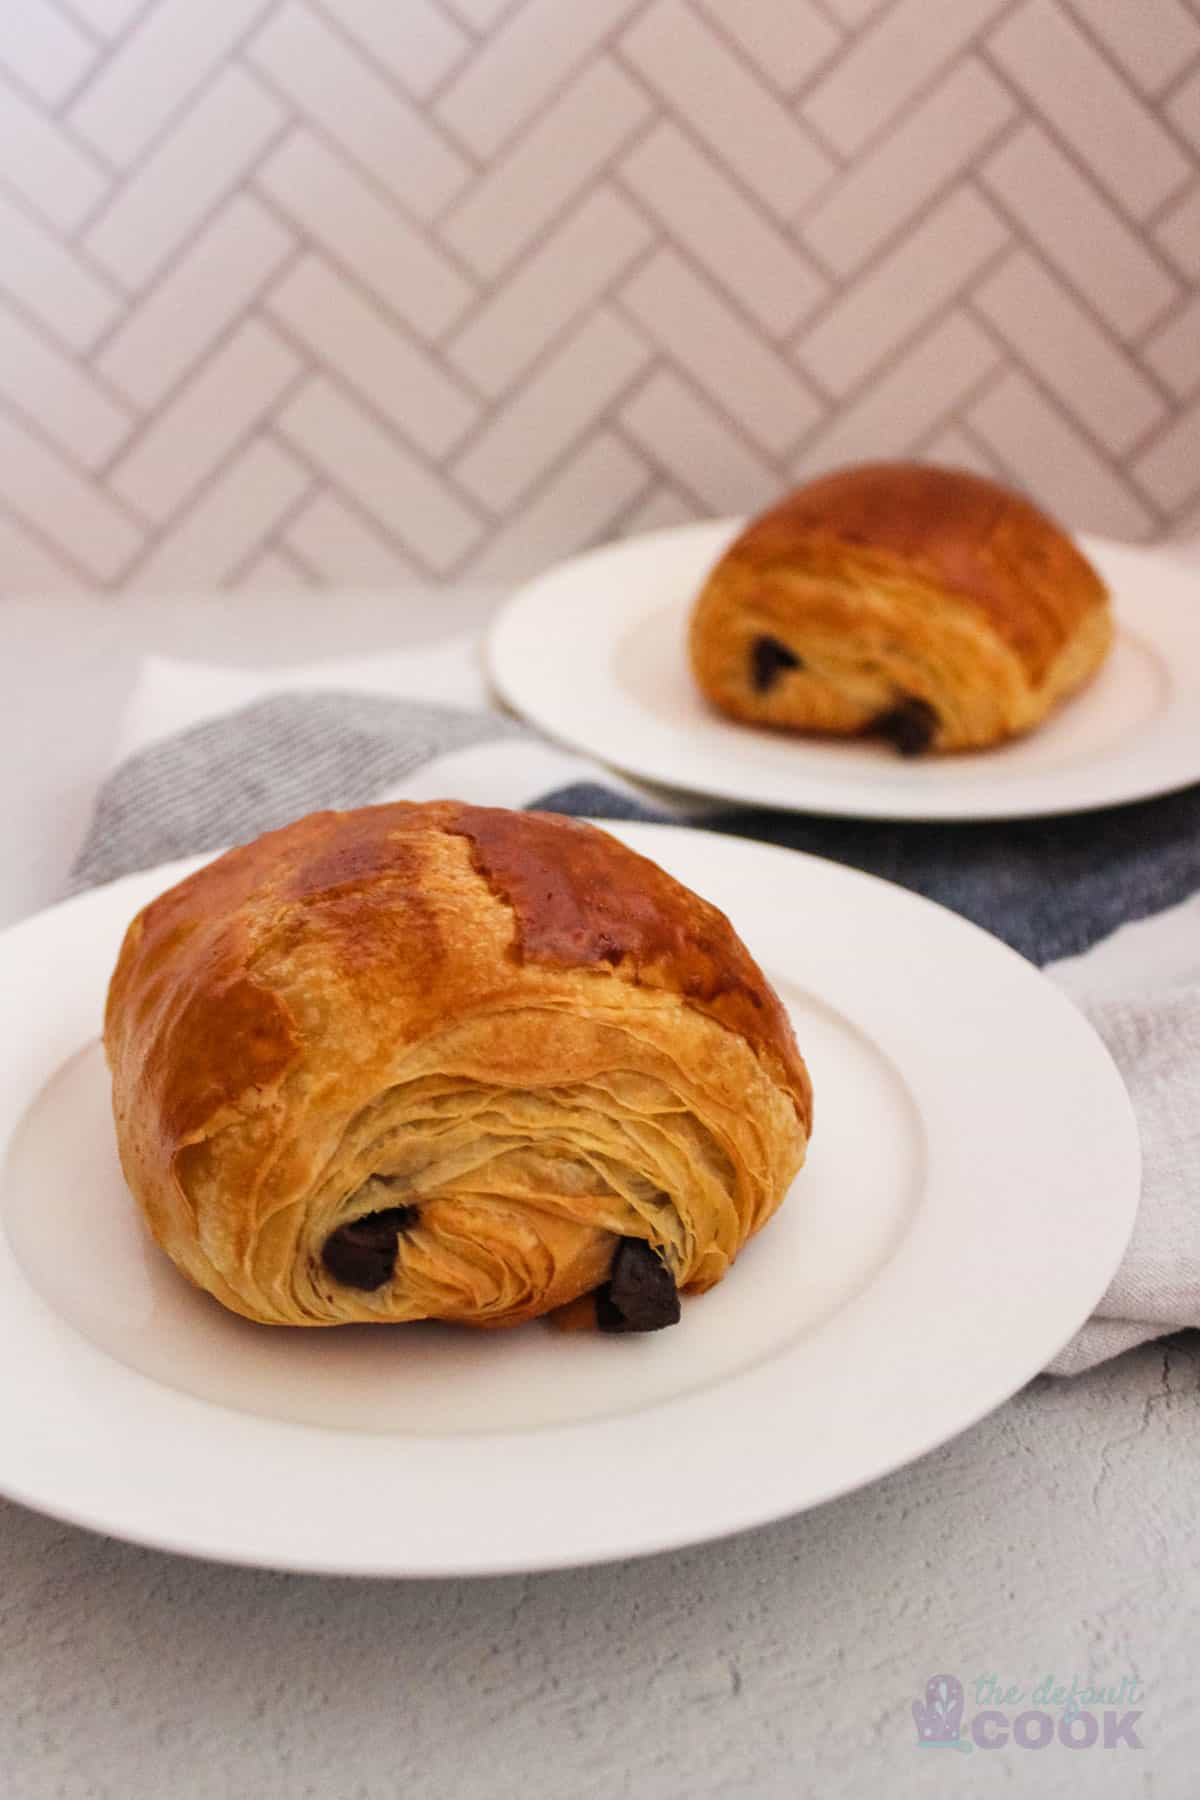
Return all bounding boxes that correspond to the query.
[688,462,1112,755]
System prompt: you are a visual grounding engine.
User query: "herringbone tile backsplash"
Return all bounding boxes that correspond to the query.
[2,0,1199,595]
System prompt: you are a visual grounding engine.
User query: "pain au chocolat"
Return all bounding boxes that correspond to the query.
[688,462,1112,754]
[105,803,811,1335]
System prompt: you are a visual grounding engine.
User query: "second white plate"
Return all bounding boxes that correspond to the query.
[488,522,1200,820]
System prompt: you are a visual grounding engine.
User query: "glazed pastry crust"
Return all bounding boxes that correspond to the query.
[689,463,1113,752]
[105,803,811,1330]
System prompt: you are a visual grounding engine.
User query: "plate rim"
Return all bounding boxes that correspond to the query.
[486,519,1200,822]
[0,828,1141,1576]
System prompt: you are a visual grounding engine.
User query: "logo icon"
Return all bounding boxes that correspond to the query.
[913,1675,973,1753]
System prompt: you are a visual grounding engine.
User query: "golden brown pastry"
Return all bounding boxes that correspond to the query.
[689,462,1112,753]
[105,803,811,1334]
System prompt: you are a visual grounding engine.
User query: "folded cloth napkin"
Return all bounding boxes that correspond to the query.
[69,643,1200,1376]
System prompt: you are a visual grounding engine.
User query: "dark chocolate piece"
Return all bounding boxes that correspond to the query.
[595,1236,681,1334]
[751,634,803,694]
[321,1204,417,1291]
[869,695,939,757]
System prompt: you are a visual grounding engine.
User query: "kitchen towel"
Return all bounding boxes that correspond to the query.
[69,643,1200,1375]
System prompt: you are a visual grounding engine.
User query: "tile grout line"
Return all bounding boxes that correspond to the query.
[975,38,1197,234]
[789,288,1006,466]
[87,229,303,414]
[961,311,1171,532]
[266,425,454,581]
[87,243,304,483]
[786,174,1012,361]
[785,0,1029,193]
[100,357,315,573]
[677,0,847,163]
[444,225,663,419]
[973,183,1187,386]
[1048,0,1200,178]
[607,245,826,461]
[213,469,320,591]
[442,327,660,527]
[428,0,654,171]
[64,0,292,240]
[0,491,117,589]
[959,292,1165,472]
[296,0,485,173]
[260,302,484,471]
[796,100,1025,292]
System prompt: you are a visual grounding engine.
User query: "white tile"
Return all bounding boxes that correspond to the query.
[248,2,467,221]
[802,61,1013,276]
[97,194,293,410]
[0,505,87,593]
[129,437,311,588]
[0,298,132,468]
[267,253,478,456]
[317,0,468,98]
[819,0,887,20]
[620,369,779,514]
[109,320,301,522]
[0,0,95,105]
[440,0,514,27]
[256,131,471,338]
[1155,184,1200,279]
[620,248,822,455]
[797,187,1008,397]
[1067,0,1200,92]
[1168,67,1200,151]
[453,309,649,512]
[1143,297,1200,399]
[617,484,699,537]
[0,186,120,350]
[982,124,1179,337]
[969,371,1155,539]
[920,423,1004,482]
[1134,400,1200,509]
[695,0,841,93]
[464,434,649,579]
[435,0,640,157]
[620,122,826,337]
[973,250,1165,454]
[84,67,283,290]
[0,76,108,231]
[57,0,145,35]
[277,377,483,571]
[803,0,1008,156]
[445,187,651,399]
[791,311,1000,476]
[622,0,833,218]
[285,489,419,582]
[69,0,273,168]
[441,58,649,278]
[0,408,142,578]
[988,0,1191,219]
[233,545,316,591]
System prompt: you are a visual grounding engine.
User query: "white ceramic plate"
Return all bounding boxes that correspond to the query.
[0,826,1138,1576]
[488,522,1200,820]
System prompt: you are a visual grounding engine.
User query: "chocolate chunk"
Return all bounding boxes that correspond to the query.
[751,634,803,694]
[869,695,939,757]
[595,1237,681,1334]
[321,1204,417,1291]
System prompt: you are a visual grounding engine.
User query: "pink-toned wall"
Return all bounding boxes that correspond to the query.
[2,0,1198,597]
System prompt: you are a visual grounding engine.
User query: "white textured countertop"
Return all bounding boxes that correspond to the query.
[2,589,1197,1798]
